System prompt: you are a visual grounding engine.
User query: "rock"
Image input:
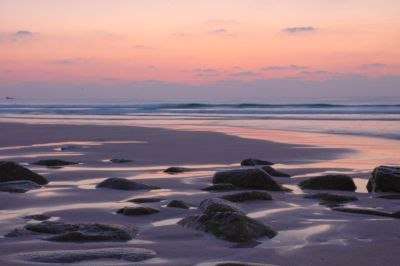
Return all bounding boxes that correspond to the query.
[32,159,78,167]
[5,221,136,242]
[262,166,291,177]
[0,161,48,185]
[96,177,158,191]
[23,214,50,221]
[167,200,190,209]
[117,206,160,216]
[203,183,239,192]
[299,175,356,191]
[60,145,76,151]
[209,262,275,266]
[332,207,398,218]
[304,193,357,203]
[367,166,400,192]
[221,191,272,203]
[199,198,244,215]
[14,247,157,264]
[378,195,400,200]
[127,197,165,203]
[213,169,285,191]
[110,159,134,163]
[164,167,190,174]
[178,211,277,243]
[0,180,41,193]
[241,158,274,166]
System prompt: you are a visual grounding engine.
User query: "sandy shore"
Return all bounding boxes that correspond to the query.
[0,122,399,265]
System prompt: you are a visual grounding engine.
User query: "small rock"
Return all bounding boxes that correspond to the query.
[203,183,239,192]
[127,197,165,203]
[304,193,357,203]
[32,159,78,167]
[117,206,160,216]
[110,159,134,163]
[213,169,285,191]
[178,211,277,243]
[14,247,157,264]
[241,158,274,166]
[167,200,190,209]
[164,167,190,174]
[0,161,48,185]
[199,198,244,215]
[262,166,291,177]
[97,177,158,191]
[23,214,51,221]
[367,166,400,192]
[209,262,275,266]
[299,175,356,191]
[0,180,41,193]
[221,191,272,203]
[332,207,397,218]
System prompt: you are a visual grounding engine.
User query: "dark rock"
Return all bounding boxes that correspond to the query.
[378,194,400,200]
[96,177,158,191]
[221,191,272,203]
[23,214,51,221]
[332,207,397,218]
[199,198,244,215]
[203,183,239,192]
[213,169,285,191]
[6,221,136,242]
[110,159,134,163]
[367,166,400,193]
[167,200,190,209]
[178,211,277,243]
[0,180,41,193]
[241,158,274,166]
[60,145,76,151]
[117,206,160,216]
[0,161,48,185]
[299,175,356,191]
[164,167,190,174]
[304,193,357,203]
[32,159,78,167]
[127,197,165,203]
[262,166,291,177]
[211,262,274,266]
[14,247,156,264]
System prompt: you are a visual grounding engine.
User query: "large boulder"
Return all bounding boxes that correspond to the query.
[117,206,160,216]
[199,198,244,215]
[32,159,78,167]
[262,166,291,177]
[299,175,356,191]
[304,193,357,203]
[241,158,274,166]
[0,180,41,193]
[213,169,285,191]
[178,211,277,243]
[96,177,158,191]
[221,191,272,203]
[0,161,48,185]
[367,166,400,192]
[14,247,156,264]
[6,221,136,242]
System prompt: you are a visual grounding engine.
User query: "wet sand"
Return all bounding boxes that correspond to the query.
[0,122,399,265]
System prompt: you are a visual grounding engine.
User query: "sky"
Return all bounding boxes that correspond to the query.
[0,0,399,101]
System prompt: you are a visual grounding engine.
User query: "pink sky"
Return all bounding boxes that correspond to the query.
[0,0,399,95]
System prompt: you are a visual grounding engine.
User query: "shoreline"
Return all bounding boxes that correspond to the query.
[0,121,399,265]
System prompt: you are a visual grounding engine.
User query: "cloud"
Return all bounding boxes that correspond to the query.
[282,27,316,33]
[133,44,151,49]
[194,68,219,77]
[50,58,84,65]
[261,65,308,71]
[358,63,387,70]
[231,71,258,77]
[300,70,330,75]
[208,28,228,34]
[14,30,34,36]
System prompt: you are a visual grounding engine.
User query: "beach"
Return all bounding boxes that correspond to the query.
[0,120,399,266]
